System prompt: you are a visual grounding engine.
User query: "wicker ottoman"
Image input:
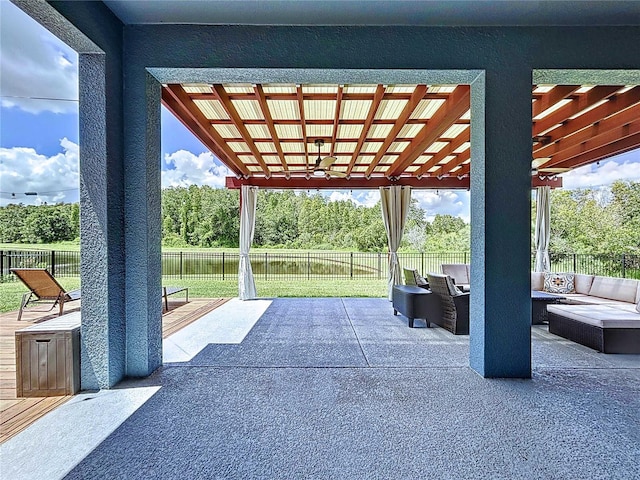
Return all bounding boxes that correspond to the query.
[392,285,441,328]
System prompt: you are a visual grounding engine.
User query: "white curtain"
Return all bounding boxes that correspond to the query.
[380,186,412,300]
[534,186,551,272]
[239,185,258,300]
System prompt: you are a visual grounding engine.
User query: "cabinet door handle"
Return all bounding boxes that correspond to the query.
[35,339,51,343]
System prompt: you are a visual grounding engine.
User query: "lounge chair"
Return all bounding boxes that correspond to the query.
[10,268,81,321]
[163,286,189,312]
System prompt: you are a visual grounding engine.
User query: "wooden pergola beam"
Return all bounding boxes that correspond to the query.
[162,85,249,176]
[212,85,270,176]
[364,85,428,177]
[533,85,620,136]
[536,104,640,160]
[254,84,289,172]
[534,86,640,154]
[297,85,310,169]
[386,85,471,178]
[414,128,470,177]
[226,175,471,190]
[189,92,453,101]
[330,86,343,157]
[538,119,640,169]
[346,85,385,176]
[532,85,581,118]
[431,149,471,178]
[225,173,562,189]
[546,132,640,171]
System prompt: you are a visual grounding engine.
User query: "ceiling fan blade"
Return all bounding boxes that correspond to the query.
[537,167,571,173]
[319,156,337,169]
[326,170,347,178]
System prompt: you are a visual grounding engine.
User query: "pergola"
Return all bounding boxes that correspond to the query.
[162,82,640,190]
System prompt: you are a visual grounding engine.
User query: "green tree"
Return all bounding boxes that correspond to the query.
[23,204,74,243]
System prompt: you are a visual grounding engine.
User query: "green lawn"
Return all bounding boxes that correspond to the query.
[0,277,386,314]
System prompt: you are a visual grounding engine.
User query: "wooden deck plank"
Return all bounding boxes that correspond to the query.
[0,298,228,444]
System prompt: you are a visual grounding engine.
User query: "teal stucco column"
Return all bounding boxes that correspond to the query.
[469,67,533,378]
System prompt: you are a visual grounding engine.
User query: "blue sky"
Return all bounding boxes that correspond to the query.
[2,1,639,218]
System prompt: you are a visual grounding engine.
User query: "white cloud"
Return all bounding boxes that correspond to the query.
[322,188,471,221]
[0,139,79,206]
[0,2,78,114]
[561,152,640,190]
[162,150,232,188]
[324,190,380,207]
[412,189,470,222]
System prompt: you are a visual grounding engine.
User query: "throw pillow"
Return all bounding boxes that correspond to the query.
[416,274,428,286]
[543,272,576,294]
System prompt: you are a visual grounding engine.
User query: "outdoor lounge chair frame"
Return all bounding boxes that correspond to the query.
[10,268,81,321]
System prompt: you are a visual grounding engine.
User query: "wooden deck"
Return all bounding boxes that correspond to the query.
[0,297,229,444]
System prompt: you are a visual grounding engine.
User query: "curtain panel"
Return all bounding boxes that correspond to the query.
[534,185,551,272]
[380,185,412,300]
[239,185,258,300]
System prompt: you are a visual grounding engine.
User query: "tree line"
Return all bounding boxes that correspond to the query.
[1,180,638,254]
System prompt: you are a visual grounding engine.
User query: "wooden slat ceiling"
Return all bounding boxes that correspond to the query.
[161,82,640,189]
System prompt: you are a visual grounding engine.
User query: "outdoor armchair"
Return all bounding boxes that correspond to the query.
[403,267,428,288]
[426,273,470,335]
[10,268,81,321]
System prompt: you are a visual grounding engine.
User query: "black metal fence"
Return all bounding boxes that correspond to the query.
[1,249,639,281]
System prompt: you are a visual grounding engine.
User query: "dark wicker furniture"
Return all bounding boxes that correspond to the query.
[426,273,470,335]
[531,290,565,325]
[392,285,441,328]
[548,311,640,354]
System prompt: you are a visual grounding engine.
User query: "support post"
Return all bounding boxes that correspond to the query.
[469,69,532,378]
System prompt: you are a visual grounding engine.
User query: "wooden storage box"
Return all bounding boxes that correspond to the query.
[15,313,81,397]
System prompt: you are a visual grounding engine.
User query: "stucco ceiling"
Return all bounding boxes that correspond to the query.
[103,1,640,26]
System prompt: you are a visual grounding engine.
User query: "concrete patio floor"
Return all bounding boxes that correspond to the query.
[1,297,638,479]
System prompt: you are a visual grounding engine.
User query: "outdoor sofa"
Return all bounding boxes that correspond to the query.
[532,272,640,354]
[440,264,470,292]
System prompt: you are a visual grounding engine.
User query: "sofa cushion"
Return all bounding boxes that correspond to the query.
[547,304,640,329]
[441,264,469,285]
[588,276,640,303]
[561,294,636,309]
[544,272,576,294]
[574,274,595,294]
[531,272,544,291]
[637,301,640,314]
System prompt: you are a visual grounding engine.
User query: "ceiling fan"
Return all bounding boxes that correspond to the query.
[290,139,347,178]
[533,167,571,175]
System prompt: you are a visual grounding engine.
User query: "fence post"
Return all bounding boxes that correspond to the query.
[179,251,183,280]
[378,252,381,279]
[307,252,310,280]
[0,251,3,277]
[222,252,225,280]
[51,250,56,276]
[265,252,268,280]
[622,254,626,278]
[350,252,354,279]
[573,253,577,273]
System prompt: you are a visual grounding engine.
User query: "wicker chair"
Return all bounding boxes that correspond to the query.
[403,268,428,288]
[425,273,470,335]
